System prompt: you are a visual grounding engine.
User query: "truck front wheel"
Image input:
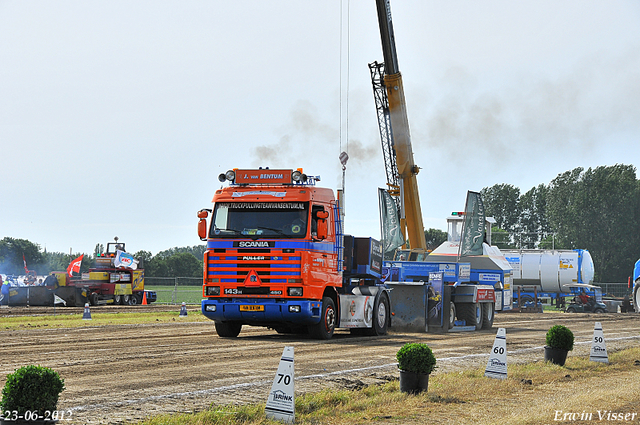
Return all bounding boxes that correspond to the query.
[215,321,242,338]
[309,297,336,340]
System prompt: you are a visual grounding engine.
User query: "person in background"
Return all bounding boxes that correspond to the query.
[578,288,589,305]
[1,275,9,306]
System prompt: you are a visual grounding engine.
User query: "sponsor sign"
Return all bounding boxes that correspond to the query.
[479,273,501,283]
[476,288,496,302]
[339,295,374,328]
[458,264,471,280]
[236,169,292,185]
[219,202,303,209]
[459,191,485,257]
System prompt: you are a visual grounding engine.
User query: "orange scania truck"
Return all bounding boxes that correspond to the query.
[197,168,389,339]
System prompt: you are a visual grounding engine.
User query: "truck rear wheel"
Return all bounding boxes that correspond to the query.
[309,297,336,340]
[457,302,483,330]
[122,295,130,305]
[215,321,242,338]
[364,292,389,336]
[114,294,122,305]
[481,303,494,329]
[634,281,640,313]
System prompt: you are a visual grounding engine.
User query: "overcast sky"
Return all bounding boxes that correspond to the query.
[1,0,639,257]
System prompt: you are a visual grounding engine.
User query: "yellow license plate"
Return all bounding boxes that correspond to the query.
[240,305,264,312]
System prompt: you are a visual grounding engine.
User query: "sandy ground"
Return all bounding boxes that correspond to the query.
[1,306,639,425]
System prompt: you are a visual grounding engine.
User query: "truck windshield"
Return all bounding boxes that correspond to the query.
[211,202,309,239]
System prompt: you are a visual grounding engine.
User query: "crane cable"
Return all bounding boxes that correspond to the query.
[339,0,350,156]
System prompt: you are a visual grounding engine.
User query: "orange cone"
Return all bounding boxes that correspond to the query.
[142,291,148,305]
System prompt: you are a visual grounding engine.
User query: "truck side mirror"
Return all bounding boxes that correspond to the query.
[198,219,208,240]
[197,210,210,240]
[316,210,329,240]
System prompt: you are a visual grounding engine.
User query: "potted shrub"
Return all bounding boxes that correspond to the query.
[544,325,574,366]
[0,365,64,424]
[396,343,436,394]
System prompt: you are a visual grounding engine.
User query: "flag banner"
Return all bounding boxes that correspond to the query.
[67,255,84,276]
[459,191,486,257]
[378,188,405,254]
[114,250,139,270]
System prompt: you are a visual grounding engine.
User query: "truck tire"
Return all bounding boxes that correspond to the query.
[566,306,576,313]
[448,301,456,329]
[129,294,139,305]
[457,302,483,330]
[363,292,389,336]
[634,281,640,313]
[309,297,336,340]
[481,303,494,329]
[89,292,99,306]
[114,294,122,305]
[215,321,242,338]
[122,295,130,305]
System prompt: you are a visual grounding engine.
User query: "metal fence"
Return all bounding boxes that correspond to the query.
[145,277,203,305]
[596,282,632,298]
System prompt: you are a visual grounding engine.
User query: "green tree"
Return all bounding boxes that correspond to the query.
[424,228,447,251]
[165,252,202,278]
[480,184,521,244]
[0,238,44,275]
[547,164,640,282]
[518,184,552,248]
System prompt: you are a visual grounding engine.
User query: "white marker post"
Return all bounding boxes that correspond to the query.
[589,322,609,363]
[265,346,295,423]
[485,327,507,379]
[82,303,92,320]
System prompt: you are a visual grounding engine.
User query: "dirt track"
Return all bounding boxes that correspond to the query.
[1,306,639,425]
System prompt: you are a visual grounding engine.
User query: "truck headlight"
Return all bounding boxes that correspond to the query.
[206,286,220,296]
[288,287,303,296]
[205,305,217,312]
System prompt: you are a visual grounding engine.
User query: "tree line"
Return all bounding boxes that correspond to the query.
[0,238,205,279]
[481,164,640,282]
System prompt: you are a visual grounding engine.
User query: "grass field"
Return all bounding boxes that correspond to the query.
[145,285,204,305]
[136,347,640,425]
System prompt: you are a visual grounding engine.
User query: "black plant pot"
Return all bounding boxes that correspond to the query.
[399,370,430,394]
[544,346,569,366]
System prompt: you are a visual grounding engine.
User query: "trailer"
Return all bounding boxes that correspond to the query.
[502,249,595,308]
